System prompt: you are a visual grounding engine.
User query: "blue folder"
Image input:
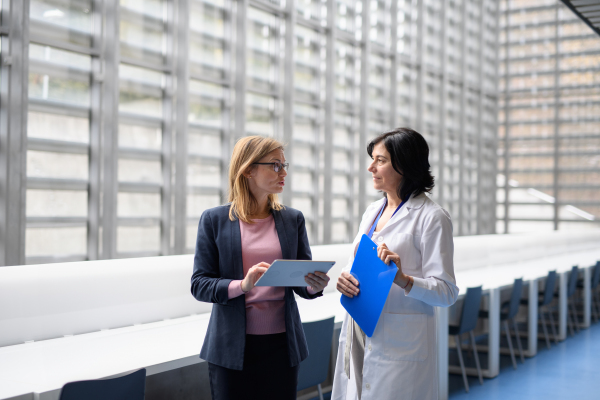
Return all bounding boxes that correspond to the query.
[340,234,397,337]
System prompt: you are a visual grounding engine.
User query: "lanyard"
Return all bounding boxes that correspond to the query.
[367,197,408,239]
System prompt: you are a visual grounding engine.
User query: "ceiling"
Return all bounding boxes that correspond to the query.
[560,0,600,36]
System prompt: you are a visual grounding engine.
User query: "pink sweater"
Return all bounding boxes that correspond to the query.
[228,215,315,334]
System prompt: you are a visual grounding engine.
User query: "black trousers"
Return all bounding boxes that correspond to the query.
[208,333,300,400]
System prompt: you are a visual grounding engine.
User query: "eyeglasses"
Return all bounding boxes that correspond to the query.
[253,161,289,172]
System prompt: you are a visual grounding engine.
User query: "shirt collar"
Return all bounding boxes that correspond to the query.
[405,192,427,210]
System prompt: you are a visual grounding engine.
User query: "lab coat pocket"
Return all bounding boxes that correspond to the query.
[383,313,428,361]
[389,233,420,276]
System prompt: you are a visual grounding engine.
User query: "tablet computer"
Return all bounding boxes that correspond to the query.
[254,260,336,287]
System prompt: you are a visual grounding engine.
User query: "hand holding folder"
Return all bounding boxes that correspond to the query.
[340,234,398,337]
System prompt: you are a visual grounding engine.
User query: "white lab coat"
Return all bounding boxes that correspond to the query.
[331,193,459,400]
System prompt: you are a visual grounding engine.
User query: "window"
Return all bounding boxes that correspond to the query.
[117,0,170,256]
[499,1,600,233]
[26,0,96,263]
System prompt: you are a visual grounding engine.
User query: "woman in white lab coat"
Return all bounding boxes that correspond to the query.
[332,128,459,400]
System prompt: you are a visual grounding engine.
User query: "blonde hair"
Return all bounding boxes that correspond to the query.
[228,136,285,223]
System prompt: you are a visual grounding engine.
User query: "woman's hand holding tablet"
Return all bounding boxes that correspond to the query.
[254,260,335,287]
[305,271,330,292]
[240,262,271,293]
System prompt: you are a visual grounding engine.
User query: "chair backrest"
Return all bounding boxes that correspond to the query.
[506,278,524,320]
[59,368,146,400]
[541,270,557,307]
[457,286,483,335]
[591,261,600,290]
[297,316,335,391]
[567,266,579,298]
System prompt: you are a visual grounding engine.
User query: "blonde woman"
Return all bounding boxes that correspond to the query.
[191,136,330,400]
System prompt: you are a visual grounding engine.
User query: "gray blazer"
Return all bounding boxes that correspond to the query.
[191,204,322,370]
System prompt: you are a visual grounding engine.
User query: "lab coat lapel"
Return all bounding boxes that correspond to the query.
[379,193,426,233]
[230,211,245,280]
[361,198,387,235]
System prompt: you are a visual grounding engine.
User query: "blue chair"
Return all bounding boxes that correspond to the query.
[578,261,600,323]
[449,286,483,393]
[59,368,146,400]
[522,270,559,349]
[552,266,580,336]
[297,316,335,400]
[592,262,600,323]
[480,278,524,369]
[539,270,559,347]
[566,266,580,336]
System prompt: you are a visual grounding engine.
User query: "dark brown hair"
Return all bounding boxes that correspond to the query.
[367,127,435,201]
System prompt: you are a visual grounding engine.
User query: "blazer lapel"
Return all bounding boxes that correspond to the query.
[230,212,244,280]
[273,210,292,260]
[273,210,294,298]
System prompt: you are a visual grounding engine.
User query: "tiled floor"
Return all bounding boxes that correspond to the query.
[449,321,600,400]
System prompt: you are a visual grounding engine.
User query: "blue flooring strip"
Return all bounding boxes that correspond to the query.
[449,321,600,400]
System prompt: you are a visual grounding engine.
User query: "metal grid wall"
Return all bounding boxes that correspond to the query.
[26,0,101,263]
[117,1,175,257]
[410,0,500,236]
[0,0,499,266]
[185,0,229,253]
[499,0,600,233]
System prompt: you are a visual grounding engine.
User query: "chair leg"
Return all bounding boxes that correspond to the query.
[455,335,469,393]
[466,333,473,359]
[567,300,576,337]
[513,319,525,363]
[503,320,517,370]
[591,291,597,321]
[590,292,597,323]
[540,308,551,350]
[569,300,580,333]
[574,297,581,332]
[591,290,600,324]
[593,292,600,323]
[317,383,324,400]
[547,306,559,344]
[575,291,582,331]
[469,330,484,385]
